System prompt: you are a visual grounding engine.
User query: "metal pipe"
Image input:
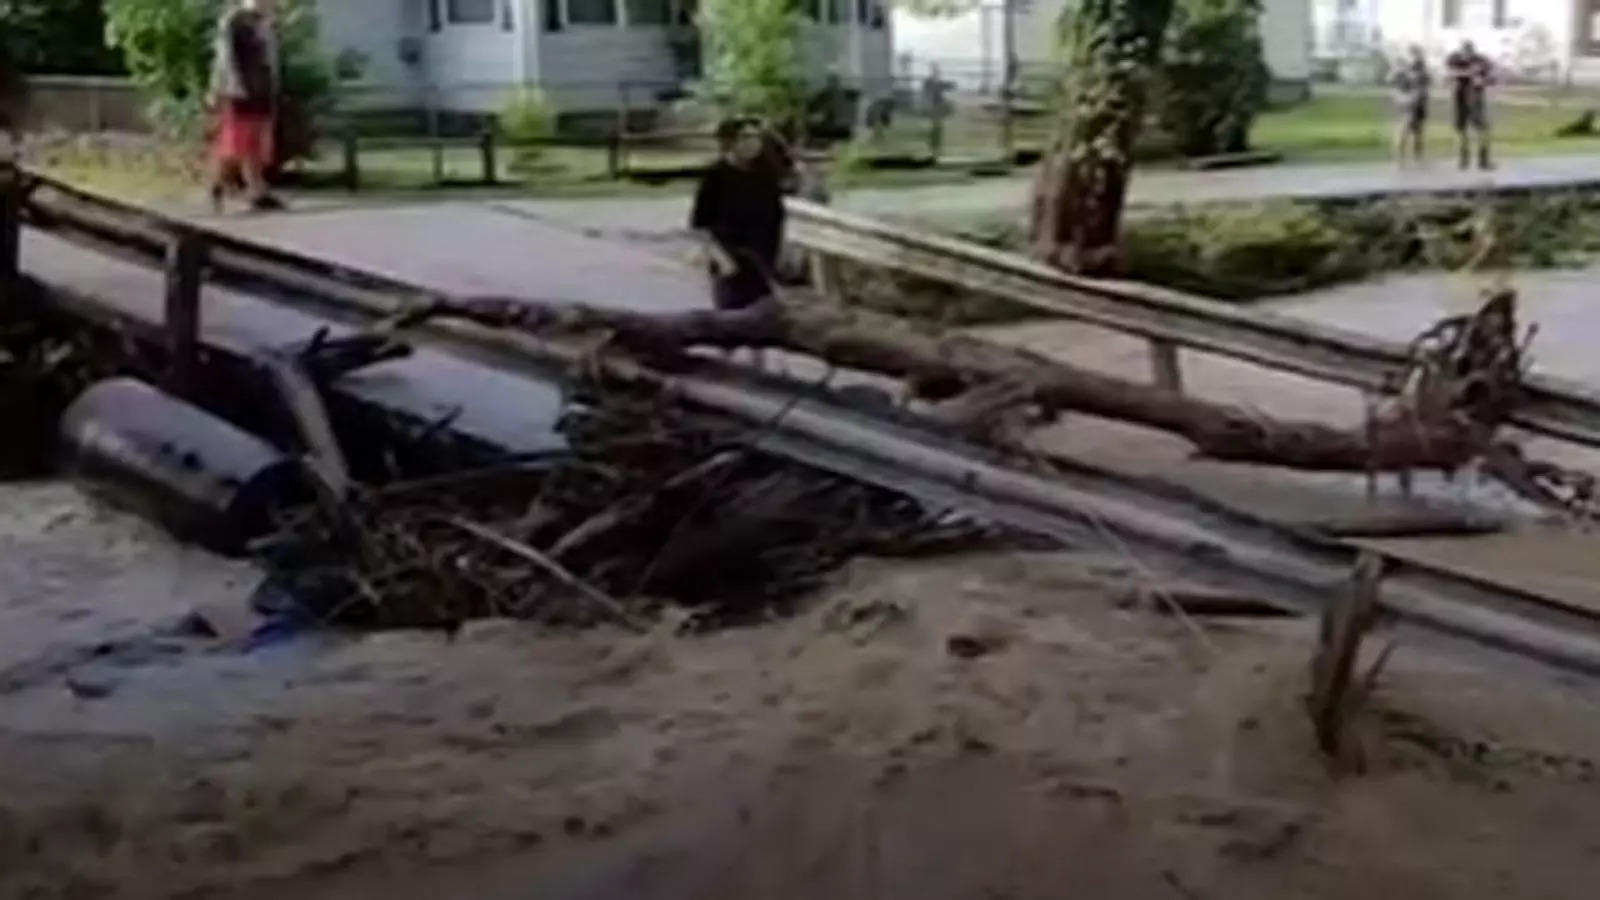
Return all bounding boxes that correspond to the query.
[59,378,305,554]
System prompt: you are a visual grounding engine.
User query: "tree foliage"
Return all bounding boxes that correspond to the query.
[0,0,123,74]
[1153,0,1268,156]
[104,0,332,137]
[697,0,807,127]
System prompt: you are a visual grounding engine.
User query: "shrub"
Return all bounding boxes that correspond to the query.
[1153,0,1270,157]
[0,0,123,75]
[696,0,806,130]
[497,87,556,172]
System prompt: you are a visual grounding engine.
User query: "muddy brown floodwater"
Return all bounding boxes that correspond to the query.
[5,479,1600,899]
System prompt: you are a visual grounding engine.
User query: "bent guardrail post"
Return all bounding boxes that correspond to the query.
[163,225,208,391]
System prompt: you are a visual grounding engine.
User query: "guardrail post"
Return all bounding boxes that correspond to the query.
[929,106,945,162]
[480,128,498,186]
[1148,338,1183,393]
[810,253,842,303]
[164,227,207,391]
[0,162,19,307]
[607,131,623,180]
[342,124,360,191]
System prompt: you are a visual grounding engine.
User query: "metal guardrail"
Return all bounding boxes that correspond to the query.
[787,199,1600,449]
[15,164,1600,678]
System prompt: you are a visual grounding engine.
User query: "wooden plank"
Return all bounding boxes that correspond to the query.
[1309,552,1385,762]
[162,227,206,390]
[1148,338,1182,392]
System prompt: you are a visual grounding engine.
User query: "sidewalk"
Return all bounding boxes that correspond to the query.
[500,152,1600,240]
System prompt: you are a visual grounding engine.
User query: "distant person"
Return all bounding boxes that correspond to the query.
[207,0,283,212]
[690,117,786,314]
[921,64,953,119]
[1446,39,1495,170]
[1391,45,1430,167]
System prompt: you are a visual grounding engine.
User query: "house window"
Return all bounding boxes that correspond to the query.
[429,0,442,31]
[545,0,563,30]
[446,0,498,24]
[826,0,844,25]
[1442,0,1461,27]
[503,0,515,30]
[802,0,822,21]
[626,0,671,25]
[568,0,619,25]
[1492,0,1507,28]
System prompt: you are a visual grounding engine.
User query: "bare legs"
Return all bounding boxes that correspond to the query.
[1394,120,1426,167]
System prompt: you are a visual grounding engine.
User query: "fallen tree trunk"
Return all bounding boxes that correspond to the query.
[392,291,1522,475]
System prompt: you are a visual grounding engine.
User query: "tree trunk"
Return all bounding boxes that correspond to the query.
[398,290,1522,476]
[1029,0,1176,275]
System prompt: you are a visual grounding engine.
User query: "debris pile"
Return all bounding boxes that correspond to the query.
[252,389,995,631]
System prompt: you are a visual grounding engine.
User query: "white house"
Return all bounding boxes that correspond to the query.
[1314,0,1599,82]
[313,0,895,117]
[892,0,1312,95]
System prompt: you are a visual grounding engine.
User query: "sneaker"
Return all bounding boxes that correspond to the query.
[249,193,286,212]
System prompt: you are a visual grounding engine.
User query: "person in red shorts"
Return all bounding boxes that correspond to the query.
[207,0,283,212]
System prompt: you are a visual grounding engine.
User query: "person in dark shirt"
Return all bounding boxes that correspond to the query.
[1445,40,1494,171]
[690,117,787,312]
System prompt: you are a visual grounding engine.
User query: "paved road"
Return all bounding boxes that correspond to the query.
[24,230,569,452]
[208,201,711,312]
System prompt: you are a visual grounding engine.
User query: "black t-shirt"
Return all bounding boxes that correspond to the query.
[228,10,274,113]
[690,159,785,272]
[1446,50,1491,105]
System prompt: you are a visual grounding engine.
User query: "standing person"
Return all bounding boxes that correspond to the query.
[207,0,283,212]
[1446,39,1494,171]
[690,117,786,314]
[1391,45,1430,167]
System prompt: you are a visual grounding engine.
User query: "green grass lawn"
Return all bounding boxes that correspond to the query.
[1252,93,1600,163]
[31,89,1600,208]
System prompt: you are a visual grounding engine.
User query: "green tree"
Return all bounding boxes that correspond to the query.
[1153,0,1268,156]
[0,0,123,74]
[104,0,332,141]
[697,0,806,128]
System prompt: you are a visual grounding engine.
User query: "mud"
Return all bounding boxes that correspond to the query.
[3,481,1600,898]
